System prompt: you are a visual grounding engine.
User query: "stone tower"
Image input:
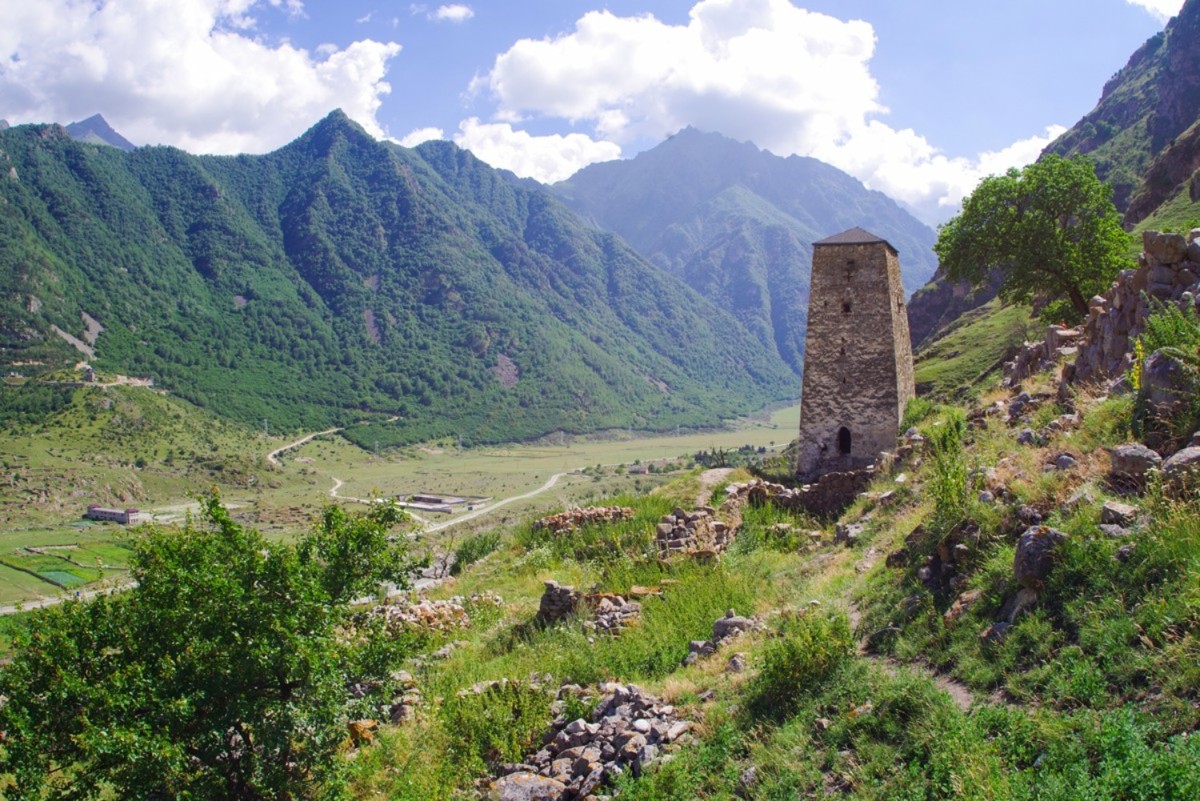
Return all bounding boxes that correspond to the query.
[796,227,914,480]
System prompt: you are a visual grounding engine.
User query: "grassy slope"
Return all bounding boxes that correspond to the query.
[914,299,1041,400]
[343,373,1200,799]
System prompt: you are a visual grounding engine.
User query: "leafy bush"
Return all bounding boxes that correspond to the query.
[0,494,419,801]
[452,530,502,575]
[440,680,552,772]
[1133,301,1200,447]
[748,610,853,719]
[927,409,970,532]
[901,396,939,431]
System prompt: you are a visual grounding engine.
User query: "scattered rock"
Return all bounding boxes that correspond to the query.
[980,621,1012,645]
[1013,527,1067,589]
[489,772,567,801]
[1100,500,1138,527]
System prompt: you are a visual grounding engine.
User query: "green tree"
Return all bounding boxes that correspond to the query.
[0,494,421,800]
[934,154,1130,322]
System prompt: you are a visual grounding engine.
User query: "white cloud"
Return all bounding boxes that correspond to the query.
[0,0,401,154]
[1124,0,1183,22]
[398,126,445,147]
[453,118,621,184]
[468,0,1070,223]
[433,5,474,23]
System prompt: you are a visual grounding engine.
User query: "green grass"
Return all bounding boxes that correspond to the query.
[914,300,1041,400]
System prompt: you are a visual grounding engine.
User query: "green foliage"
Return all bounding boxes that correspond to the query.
[900,396,939,431]
[0,494,418,800]
[451,530,502,575]
[927,410,970,532]
[514,493,674,561]
[748,610,854,720]
[935,155,1131,322]
[440,680,553,773]
[1133,300,1200,446]
[299,501,424,603]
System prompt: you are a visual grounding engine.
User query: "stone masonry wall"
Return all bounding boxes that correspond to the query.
[1066,229,1200,385]
[796,233,915,479]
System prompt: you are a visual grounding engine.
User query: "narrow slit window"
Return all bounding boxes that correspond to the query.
[837,426,852,455]
[842,301,851,314]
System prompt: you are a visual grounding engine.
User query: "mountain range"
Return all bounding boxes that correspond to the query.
[551,128,937,374]
[1,111,939,442]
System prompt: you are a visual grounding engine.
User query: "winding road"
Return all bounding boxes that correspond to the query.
[266,427,343,466]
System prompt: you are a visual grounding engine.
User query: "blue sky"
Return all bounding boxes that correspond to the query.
[0,0,1182,223]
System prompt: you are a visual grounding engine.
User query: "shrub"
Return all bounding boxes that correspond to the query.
[901,396,939,431]
[440,680,552,772]
[927,410,970,532]
[748,610,853,720]
[452,530,501,575]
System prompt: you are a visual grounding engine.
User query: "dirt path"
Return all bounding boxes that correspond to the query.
[0,582,135,616]
[847,598,975,713]
[422,471,571,533]
[695,467,734,506]
[266,427,342,466]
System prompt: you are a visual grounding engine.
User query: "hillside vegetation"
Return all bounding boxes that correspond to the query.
[0,112,795,445]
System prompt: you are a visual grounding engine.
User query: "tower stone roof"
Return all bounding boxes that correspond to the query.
[814,227,896,251]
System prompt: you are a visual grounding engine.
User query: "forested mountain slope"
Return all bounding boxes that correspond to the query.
[0,111,795,444]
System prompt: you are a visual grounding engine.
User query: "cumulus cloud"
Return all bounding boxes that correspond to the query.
[0,0,401,154]
[398,126,445,147]
[433,5,474,23]
[1124,0,1183,22]
[453,118,621,184]
[468,0,1068,223]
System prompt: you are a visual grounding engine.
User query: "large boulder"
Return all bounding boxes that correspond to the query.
[1163,446,1200,493]
[1144,231,1189,265]
[1013,527,1067,589]
[1109,443,1163,484]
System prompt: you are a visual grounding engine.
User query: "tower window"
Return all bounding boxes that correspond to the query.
[842,301,851,314]
[837,426,852,455]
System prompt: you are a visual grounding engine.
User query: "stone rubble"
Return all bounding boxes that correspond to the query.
[534,507,635,536]
[490,683,693,801]
[359,592,503,635]
[654,506,733,558]
[536,581,660,634]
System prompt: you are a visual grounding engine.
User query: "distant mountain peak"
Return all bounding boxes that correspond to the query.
[0,119,9,131]
[65,114,135,151]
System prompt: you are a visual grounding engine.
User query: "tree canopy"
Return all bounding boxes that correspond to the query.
[0,495,423,800]
[934,154,1131,322]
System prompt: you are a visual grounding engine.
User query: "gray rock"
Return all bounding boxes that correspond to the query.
[1144,231,1189,264]
[1013,527,1067,589]
[1100,500,1138,526]
[1017,428,1038,446]
[1098,524,1131,539]
[489,772,567,801]
[981,621,1012,645]
[713,610,755,642]
[1055,454,1078,471]
[1116,543,1136,562]
[1163,446,1200,487]
[1110,443,1163,482]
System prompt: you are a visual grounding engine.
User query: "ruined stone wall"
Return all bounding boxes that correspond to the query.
[796,237,915,479]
